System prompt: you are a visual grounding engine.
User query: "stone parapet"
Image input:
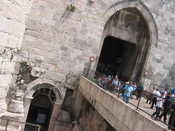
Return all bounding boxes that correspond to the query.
[79,76,167,131]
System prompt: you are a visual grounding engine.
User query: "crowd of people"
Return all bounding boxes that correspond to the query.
[92,74,175,130]
[93,74,143,103]
[147,88,175,130]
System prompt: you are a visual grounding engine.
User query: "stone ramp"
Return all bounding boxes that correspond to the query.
[79,76,168,131]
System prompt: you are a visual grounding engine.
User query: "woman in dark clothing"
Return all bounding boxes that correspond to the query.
[168,102,175,130]
[159,93,171,122]
[136,84,144,100]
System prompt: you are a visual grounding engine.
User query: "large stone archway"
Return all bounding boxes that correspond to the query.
[93,1,158,82]
[103,1,158,45]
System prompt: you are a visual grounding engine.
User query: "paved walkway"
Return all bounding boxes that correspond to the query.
[130,97,155,115]
[124,95,170,129]
[106,91,171,130]
[130,96,171,123]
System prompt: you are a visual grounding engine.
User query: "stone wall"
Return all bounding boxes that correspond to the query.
[20,0,175,89]
[21,0,104,82]
[47,87,115,131]
[0,0,33,113]
[71,88,116,131]
[0,0,175,128]
[143,0,175,88]
[78,76,167,131]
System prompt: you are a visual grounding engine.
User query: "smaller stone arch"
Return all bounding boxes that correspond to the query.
[24,78,66,131]
[25,78,64,101]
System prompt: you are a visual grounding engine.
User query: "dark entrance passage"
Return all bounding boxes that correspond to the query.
[96,36,137,81]
[25,87,56,131]
[94,7,154,82]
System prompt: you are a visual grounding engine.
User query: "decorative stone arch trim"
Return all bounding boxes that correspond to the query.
[25,78,64,102]
[23,78,66,130]
[91,1,158,81]
[103,1,158,47]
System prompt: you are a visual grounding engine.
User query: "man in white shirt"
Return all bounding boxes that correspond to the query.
[151,88,161,109]
[154,89,161,97]
[151,96,163,120]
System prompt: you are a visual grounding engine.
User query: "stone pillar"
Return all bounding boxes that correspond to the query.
[7,90,24,114]
[1,90,26,131]
[48,101,63,131]
[83,62,91,77]
[16,96,33,131]
[83,60,96,79]
[23,96,33,122]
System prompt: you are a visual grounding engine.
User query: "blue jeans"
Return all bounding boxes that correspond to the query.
[123,95,129,103]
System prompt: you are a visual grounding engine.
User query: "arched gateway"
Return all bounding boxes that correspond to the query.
[95,1,158,82]
[24,80,64,131]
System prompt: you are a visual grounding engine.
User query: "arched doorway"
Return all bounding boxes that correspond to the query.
[96,7,154,82]
[24,84,56,131]
[96,36,137,81]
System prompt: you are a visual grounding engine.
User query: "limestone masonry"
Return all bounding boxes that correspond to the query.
[0,0,175,130]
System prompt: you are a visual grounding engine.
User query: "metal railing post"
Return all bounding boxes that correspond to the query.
[5,119,9,131]
[136,96,141,110]
[38,125,41,131]
[117,87,120,97]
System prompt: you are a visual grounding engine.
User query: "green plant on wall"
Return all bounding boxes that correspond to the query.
[67,4,76,12]
[88,0,94,5]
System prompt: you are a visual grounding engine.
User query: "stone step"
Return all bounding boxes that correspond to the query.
[0,119,22,131]
[0,125,21,131]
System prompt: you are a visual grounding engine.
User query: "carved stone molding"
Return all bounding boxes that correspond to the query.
[0,47,18,62]
[65,72,80,89]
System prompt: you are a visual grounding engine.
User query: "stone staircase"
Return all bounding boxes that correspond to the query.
[0,119,22,131]
[0,103,25,131]
[53,110,73,131]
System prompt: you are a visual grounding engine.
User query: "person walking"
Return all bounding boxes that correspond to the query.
[136,83,144,100]
[151,96,163,120]
[168,102,175,130]
[112,75,121,93]
[130,81,136,99]
[151,88,161,109]
[122,82,135,103]
[159,92,171,123]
